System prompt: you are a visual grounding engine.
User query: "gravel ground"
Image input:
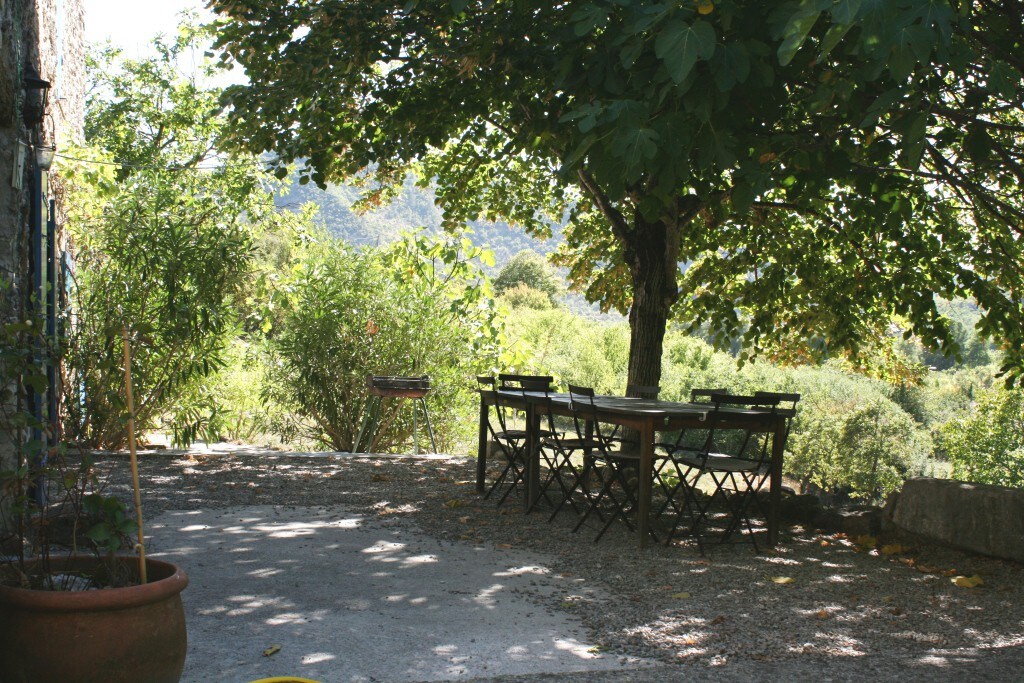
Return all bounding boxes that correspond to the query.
[96,445,1024,681]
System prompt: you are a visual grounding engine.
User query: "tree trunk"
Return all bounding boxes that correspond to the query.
[624,215,682,395]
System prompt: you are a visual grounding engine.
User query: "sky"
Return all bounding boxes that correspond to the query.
[84,0,211,56]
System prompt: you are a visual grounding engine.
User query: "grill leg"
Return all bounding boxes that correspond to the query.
[418,397,437,453]
[412,397,419,455]
[354,395,381,453]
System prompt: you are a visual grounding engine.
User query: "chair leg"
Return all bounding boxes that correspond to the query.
[484,441,526,505]
[529,448,582,515]
[572,463,613,533]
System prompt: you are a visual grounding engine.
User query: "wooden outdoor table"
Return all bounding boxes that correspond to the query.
[476,390,793,548]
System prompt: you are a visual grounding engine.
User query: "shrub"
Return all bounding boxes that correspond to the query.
[499,283,553,310]
[493,250,561,304]
[506,309,624,392]
[941,388,1024,488]
[264,231,505,452]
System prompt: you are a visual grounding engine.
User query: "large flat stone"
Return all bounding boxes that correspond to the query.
[889,478,1024,563]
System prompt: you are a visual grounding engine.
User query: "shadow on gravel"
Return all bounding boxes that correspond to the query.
[98,447,1024,682]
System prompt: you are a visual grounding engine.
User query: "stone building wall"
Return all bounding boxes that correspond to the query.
[0,0,85,527]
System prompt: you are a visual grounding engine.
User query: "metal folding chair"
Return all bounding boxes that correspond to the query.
[664,391,798,552]
[523,387,590,516]
[564,384,663,543]
[477,376,530,507]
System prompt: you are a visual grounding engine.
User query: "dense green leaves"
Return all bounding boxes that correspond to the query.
[263,231,507,452]
[211,0,1024,389]
[493,250,562,305]
[655,19,716,83]
[64,35,272,448]
[942,388,1024,488]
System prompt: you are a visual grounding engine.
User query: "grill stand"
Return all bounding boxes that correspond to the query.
[353,376,437,454]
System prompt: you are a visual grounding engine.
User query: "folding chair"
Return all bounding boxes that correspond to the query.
[524,388,591,516]
[477,376,530,507]
[721,391,800,538]
[664,391,798,552]
[563,385,664,543]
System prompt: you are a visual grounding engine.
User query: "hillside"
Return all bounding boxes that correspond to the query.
[275,173,559,267]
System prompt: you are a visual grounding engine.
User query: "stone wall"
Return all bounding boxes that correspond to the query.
[887,477,1024,564]
[0,0,85,527]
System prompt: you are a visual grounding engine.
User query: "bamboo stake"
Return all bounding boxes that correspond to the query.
[122,326,147,584]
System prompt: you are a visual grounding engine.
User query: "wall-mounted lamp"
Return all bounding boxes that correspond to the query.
[35,145,56,171]
[22,67,51,127]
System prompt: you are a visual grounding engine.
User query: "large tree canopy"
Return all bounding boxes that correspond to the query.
[211,0,1024,388]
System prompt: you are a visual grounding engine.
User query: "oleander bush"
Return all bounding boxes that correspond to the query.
[263,231,506,452]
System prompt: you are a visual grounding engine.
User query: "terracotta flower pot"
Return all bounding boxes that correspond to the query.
[0,556,188,683]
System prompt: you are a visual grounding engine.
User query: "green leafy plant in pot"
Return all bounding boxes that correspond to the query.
[0,297,188,683]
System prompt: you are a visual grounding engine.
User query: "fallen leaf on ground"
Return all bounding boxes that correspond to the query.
[771,576,795,585]
[952,574,985,588]
[855,534,877,550]
[709,615,726,625]
[443,499,465,508]
[263,645,281,657]
[815,609,829,619]
[880,544,906,556]
[458,515,471,523]
[942,568,959,577]
[671,592,691,599]
[496,543,512,549]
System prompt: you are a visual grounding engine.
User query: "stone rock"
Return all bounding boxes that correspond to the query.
[812,506,882,535]
[837,508,882,536]
[889,477,1024,563]
[777,494,822,523]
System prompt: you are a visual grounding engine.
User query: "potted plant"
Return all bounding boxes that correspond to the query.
[0,309,188,683]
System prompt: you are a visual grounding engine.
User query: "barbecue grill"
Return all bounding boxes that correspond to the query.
[353,375,436,454]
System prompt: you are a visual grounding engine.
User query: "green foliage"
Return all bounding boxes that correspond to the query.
[941,389,1024,488]
[263,230,507,452]
[212,0,1024,392]
[64,34,275,448]
[499,284,553,311]
[782,368,934,502]
[83,494,137,558]
[508,310,627,393]
[493,250,562,304]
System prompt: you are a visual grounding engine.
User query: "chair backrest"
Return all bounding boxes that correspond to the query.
[753,391,801,447]
[567,384,616,448]
[754,391,800,410]
[691,388,728,402]
[478,376,523,434]
[675,390,796,459]
[498,373,554,391]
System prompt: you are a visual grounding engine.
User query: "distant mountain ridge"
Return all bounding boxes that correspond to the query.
[275,172,559,268]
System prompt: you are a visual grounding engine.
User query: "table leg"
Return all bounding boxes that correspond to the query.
[768,419,785,547]
[638,419,654,548]
[525,404,540,512]
[476,394,488,494]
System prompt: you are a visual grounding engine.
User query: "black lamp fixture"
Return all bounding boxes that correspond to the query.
[22,66,51,127]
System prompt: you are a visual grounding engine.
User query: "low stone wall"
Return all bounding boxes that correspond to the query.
[887,477,1024,563]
